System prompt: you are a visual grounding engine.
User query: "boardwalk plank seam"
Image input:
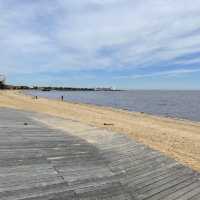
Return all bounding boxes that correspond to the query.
[0,108,200,200]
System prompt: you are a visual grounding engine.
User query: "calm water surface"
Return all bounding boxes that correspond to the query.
[25,90,200,122]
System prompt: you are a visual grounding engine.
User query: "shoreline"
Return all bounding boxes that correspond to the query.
[24,90,200,126]
[24,89,200,124]
[1,90,200,172]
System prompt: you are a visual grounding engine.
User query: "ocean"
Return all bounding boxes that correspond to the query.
[25,90,200,122]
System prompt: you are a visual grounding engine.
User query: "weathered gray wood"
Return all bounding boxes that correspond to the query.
[0,108,200,200]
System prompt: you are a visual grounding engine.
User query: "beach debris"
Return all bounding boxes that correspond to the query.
[103,123,114,126]
[24,122,28,126]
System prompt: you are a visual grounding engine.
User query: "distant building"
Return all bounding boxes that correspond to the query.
[94,87,113,91]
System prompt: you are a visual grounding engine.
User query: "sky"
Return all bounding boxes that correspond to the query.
[0,0,200,89]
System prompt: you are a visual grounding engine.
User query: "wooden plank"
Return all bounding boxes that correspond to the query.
[0,108,200,200]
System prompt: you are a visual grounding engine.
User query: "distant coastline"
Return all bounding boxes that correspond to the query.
[2,84,122,92]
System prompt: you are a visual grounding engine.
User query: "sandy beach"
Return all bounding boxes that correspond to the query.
[0,90,200,172]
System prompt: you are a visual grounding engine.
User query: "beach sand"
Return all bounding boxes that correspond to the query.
[0,90,200,172]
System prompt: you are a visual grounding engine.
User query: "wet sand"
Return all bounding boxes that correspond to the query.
[0,90,200,172]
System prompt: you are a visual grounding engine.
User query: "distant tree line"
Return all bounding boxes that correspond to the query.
[32,86,113,91]
[0,81,5,89]
[1,84,119,91]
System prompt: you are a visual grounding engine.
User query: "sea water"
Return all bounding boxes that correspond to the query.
[25,90,200,122]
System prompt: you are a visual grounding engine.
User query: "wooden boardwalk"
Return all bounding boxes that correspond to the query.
[0,108,200,200]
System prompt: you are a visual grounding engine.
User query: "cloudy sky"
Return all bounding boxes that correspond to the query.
[0,0,200,89]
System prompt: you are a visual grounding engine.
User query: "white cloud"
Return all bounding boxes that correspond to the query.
[0,0,200,77]
[115,68,200,80]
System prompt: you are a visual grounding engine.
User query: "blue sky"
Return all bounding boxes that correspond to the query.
[1,0,200,89]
